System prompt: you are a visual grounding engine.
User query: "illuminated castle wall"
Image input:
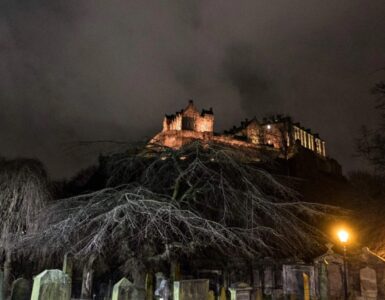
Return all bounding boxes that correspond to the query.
[162,100,214,133]
[152,101,327,158]
[227,115,326,157]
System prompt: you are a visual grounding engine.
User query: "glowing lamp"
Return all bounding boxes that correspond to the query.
[337,229,349,244]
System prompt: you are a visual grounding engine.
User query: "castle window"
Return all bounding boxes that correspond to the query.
[182,117,194,130]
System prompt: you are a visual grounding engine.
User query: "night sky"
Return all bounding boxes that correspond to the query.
[1,0,384,178]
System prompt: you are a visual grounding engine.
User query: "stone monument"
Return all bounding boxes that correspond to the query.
[10,278,31,300]
[30,269,71,300]
[112,277,133,300]
[173,279,209,300]
[228,282,253,300]
[360,266,377,300]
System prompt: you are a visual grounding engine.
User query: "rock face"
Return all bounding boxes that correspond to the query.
[10,278,32,300]
[152,101,327,157]
[151,101,343,178]
[30,269,71,300]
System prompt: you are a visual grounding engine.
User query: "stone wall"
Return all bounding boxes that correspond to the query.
[162,101,214,133]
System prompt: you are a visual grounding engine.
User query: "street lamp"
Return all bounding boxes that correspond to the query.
[337,229,349,300]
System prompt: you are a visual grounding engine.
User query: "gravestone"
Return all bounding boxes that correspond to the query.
[112,277,133,300]
[327,263,343,298]
[282,265,316,299]
[314,243,344,299]
[318,263,328,300]
[173,279,209,300]
[228,282,253,300]
[252,270,263,300]
[360,266,377,300]
[219,287,226,300]
[263,266,274,296]
[208,290,215,300]
[31,269,71,300]
[10,278,31,300]
[155,273,170,300]
[98,281,113,300]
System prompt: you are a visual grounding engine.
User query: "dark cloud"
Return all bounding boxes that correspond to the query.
[222,42,280,112]
[0,0,384,178]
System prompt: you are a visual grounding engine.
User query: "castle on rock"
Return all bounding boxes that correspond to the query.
[152,100,327,158]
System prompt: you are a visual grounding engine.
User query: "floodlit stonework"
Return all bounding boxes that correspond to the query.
[151,100,327,158]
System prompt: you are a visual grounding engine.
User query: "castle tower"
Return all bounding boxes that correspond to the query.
[153,100,214,148]
[162,100,214,133]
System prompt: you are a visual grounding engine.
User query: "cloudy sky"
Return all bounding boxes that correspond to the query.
[0,0,384,178]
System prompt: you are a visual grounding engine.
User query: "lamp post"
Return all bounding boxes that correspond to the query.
[337,229,349,300]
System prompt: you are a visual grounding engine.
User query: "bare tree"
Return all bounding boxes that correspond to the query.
[0,158,49,297]
[357,80,385,173]
[348,171,385,256]
[22,142,338,299]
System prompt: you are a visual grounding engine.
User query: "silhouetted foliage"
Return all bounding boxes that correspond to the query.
[21,142,340,295]
[357,79,385,173]
[348,171,385,256]
[0,158,50,296]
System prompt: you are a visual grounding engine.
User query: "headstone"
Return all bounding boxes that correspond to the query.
[327,263,343,298]
[10,278,31,300]
[112,278,133,300]
[30,269,71,300]
[263,266,274,296]
[314,244,344,299]
[98,281,113,300]
[228,282,253,300]
[282,265,316,299]
[173,279,209,300]
[318,263,328,300]
[208,290,215,300]
[155,273,170,300]
[252,270,262,300]
[219,287,226,300]
[360,267,377,300]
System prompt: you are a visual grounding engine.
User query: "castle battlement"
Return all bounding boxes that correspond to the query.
[162,100,214,133]
[152,101,326,158]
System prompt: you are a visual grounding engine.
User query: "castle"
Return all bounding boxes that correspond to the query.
[151,100,327,158]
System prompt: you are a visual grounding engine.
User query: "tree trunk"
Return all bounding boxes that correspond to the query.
[62,253,73,279]
[131,260,147,300]
[81,254,96,299]
[145,272,154,300]
[3,250,12,299]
